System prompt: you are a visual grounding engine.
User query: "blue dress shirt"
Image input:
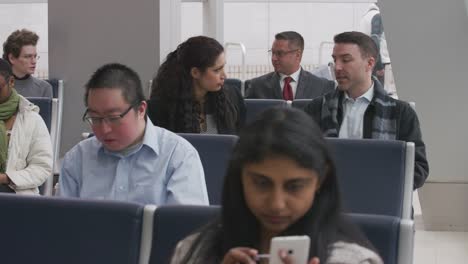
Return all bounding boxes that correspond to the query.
[59,120,209,205]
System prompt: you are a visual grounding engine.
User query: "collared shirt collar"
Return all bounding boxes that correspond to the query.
[279,67,301,83]
[344,82,375,103]
[98,118,160,157]
[140,118,160,155]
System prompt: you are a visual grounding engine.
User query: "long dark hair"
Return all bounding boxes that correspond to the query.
[179,107,374,263]
[148,36,238,133]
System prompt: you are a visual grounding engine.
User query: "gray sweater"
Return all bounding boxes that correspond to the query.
[15,75,53,98]
[170,234,384,264]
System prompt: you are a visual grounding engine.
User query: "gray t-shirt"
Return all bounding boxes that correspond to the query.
[14,75,53,98]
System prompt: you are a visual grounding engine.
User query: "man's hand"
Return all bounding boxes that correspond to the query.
[0,173,10,184]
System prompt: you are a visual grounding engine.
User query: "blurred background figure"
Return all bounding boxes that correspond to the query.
[360,3,397,99]
[2,29,52,98]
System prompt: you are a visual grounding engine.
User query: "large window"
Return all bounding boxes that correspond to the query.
[181,1,373,79]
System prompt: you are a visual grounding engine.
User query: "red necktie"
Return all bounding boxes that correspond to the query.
[282,76,293,101]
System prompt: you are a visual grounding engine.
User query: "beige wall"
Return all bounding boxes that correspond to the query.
[382,0,468,183]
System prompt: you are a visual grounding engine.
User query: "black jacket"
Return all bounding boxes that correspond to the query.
[305,85,429,189]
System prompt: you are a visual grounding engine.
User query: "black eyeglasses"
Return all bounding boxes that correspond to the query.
[82,104,136,126]
[20,54,40,61]
[268,49,299,58]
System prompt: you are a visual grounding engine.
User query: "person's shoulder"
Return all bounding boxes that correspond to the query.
[393,98,414,111]
[382,96,417,118]
[171,233,201,264]
[64,137,101,161]
[303,95,325,115]
[250,72,276,83]
[246,72,277,97]
[151,124,197,153]
[222,84,243,101]
[29,76,49,87]
[392,99,420,130]
[17,95,45,120]
[308,88,337,105]
[34,77,52,86]
[327,241,383,264]
[30,76,53,96]
[301,69,335,85]
[178,232,200,248]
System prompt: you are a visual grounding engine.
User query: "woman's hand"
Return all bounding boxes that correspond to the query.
[221,247,259,264]
[278,249,320,264]
[0,173,10,184]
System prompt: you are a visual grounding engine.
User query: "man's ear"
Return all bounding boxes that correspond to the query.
[296,49,303,60]
[367,56,376,72]
[190,67,201,80]
[7,76,14,89]
[138,100,147,118]
[8,54,16,65]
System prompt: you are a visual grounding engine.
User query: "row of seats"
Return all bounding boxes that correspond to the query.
[180,133,414,220]
[18,80,415,263]
[175,132,416,264]
[0,194,413,264]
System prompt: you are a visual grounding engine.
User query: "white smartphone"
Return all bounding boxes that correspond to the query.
[269,235,310,264]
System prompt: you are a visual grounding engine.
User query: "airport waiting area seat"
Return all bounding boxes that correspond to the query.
[0,194,145,264]
[348,213,414,264]
[26,97,53,195]
[146,205,413,264]
[27,97,52,131]
[46,78,60,99]
[46,79,64,172]
[291,98,313,110]
[178,133,238,204]
[244,99,288,123]
[224,78,242,93]
[148,205,220,264]
[244,79,251,95]
[326,138,415,220]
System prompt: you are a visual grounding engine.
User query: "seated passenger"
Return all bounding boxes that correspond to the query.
[0,58,52,194]
[147,36,245,134]
[2,29,53,98]
[246,31,335,100]
[58,63,209,205]
[170,107,383,264]
[304,31,428,190]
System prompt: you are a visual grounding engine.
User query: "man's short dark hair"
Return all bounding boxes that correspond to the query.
[84,63,145,109]
[0,58,13,81]
[275,31,304,51]
[2,29,39,62]
[333,31,379,60]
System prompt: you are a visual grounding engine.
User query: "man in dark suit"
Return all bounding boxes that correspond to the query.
[246,31,335,100]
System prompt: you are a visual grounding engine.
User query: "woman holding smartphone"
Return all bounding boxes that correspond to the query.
[170,107,383,264]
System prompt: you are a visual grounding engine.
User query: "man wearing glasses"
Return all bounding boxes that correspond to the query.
[2,29,52,98]
[246,31,334,100]
[58,63,209,205]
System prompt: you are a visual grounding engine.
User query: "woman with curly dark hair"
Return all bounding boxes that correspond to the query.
[147,36,245,134]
